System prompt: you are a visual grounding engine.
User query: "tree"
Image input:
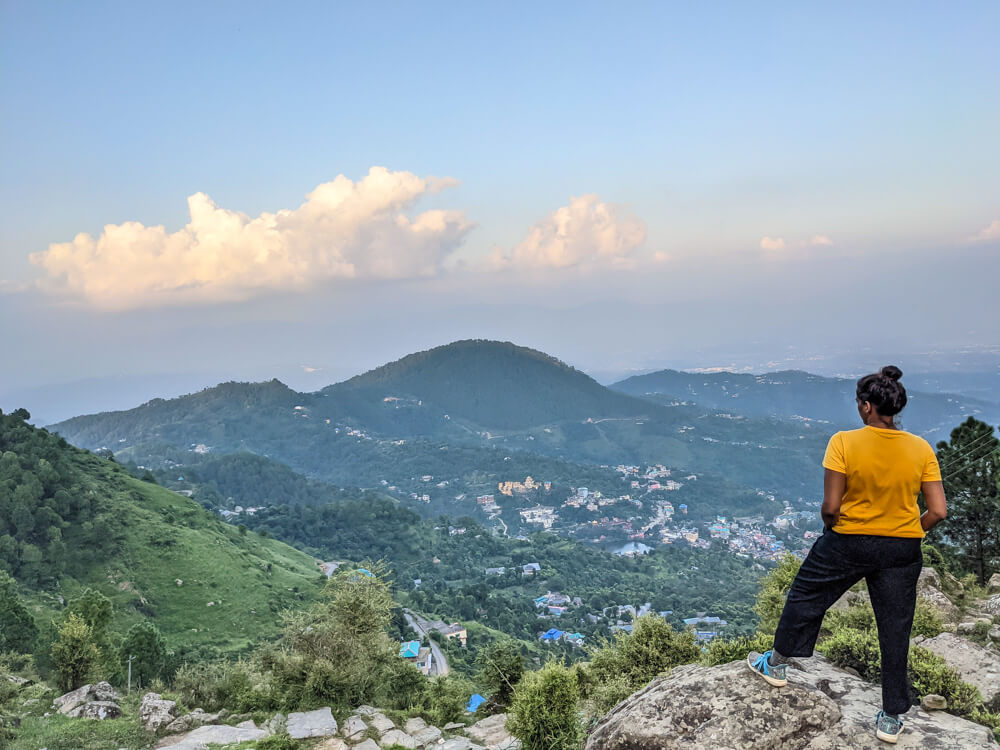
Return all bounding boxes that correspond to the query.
[935,418,1000,585]
[51,613,100,692]
[0,571,37,653]
[476,639,525,706]
[119,621,167,687]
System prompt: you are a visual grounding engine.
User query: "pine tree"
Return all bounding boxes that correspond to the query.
[0,571,37,653]
[51,613,100,692]
[935,417,1000,585]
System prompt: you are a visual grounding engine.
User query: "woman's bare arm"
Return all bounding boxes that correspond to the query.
[921,480,947,532]
[822,468,846,529]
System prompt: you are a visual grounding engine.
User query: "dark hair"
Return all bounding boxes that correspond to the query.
[856,365,907,416]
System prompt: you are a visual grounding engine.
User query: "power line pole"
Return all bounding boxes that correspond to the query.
[127,655,135,695]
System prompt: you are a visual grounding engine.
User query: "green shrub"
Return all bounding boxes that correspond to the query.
[701,632,774,667]
[911,599,944,638]
[586,614,699,711]
[171,658,277,713]
[508,661,581,750]
[255,734,302,750]
[908,646,982,716]
[816,627,881,681]
[8,712,148,750]
[823,604,875,634]
[423,674,476,726]
[476,639,525,707]
[754,554,801,634]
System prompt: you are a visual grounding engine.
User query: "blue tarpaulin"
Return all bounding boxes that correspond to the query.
[466,693,486,712]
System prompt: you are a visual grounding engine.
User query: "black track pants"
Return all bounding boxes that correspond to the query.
[773,528,922,716]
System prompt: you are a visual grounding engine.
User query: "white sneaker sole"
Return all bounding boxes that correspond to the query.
[746,653,787,687]
[876,727,901,743]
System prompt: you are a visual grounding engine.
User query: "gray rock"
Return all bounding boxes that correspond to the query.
[440,739,486,750]
[53,682,119,715]
[921,694,948,711]
[65,701,122,720]
[412,724,443,746]
[163,709,223,734]
[140,693,178,731]
[919,632,1000,704]
[443,722,466,731]
[982,595,1000,617]
[357,704,380,716]
[585,656,997,749]
[354,740,381,750]
[380,728,418,748]
[989,627,1000,642]
[155,723,269,749]
[370,712,395,734]
[987,572,1000,595]
[266,712,287,735]
[916,569,962,623]
[466,714,515,748]
[316,739,349,750]
[287,706,338,739]
[404,717,428,734]
[343,714,368,738]
[958,621,978,634]
[236,720,258,729]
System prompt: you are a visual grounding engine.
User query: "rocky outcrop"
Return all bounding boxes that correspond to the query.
[585,656,997,749]
[53,682,121,720]
[163,708,225,734]
[919,632,1000,705]
[916,568,962,623]
[987,573,1000,595]
[140,692,178,731]
[465,713,519,750]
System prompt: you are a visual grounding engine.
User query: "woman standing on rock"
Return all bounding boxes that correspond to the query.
[747,365,948,744]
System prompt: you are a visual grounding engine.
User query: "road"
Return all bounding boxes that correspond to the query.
[403,609,450,676]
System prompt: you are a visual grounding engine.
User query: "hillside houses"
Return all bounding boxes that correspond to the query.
[519,505,557,529]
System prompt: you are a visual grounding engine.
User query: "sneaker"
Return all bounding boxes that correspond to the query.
[747,650,787,687]
[875,710,904,743]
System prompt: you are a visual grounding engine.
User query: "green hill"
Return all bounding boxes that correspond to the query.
[0,408,322,657]
[326,339,649,430]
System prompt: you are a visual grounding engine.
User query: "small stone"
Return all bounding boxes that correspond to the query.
[412,725,443,745]
[957,621,977,634]
[404,717,428,735]
[989,627,1000,642]
[316,739,349,750]
[236,720,257,729]
[443,722,465,731]
[921,693,948,710]
[356,705,380,716]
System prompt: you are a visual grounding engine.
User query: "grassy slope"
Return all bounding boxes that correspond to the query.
[24,451,322,656]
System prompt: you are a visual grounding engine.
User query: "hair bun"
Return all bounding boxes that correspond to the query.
[880,365,903,381]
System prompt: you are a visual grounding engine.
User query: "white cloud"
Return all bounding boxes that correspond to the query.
[497,194,646,269]
[969,220,1000,243]
[30,167,473,310]
[759,236,785,251]
[809,235,834,246]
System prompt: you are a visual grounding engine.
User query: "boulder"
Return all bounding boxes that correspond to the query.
[343,714,368,738]
[466,714,517,749]
[916,569,962,622]
[443,722,466,731]
[353,740,380,750]
[316,739,349,750]
[155,723,268,749]
[989,627,1000,643]
[981,595,1000,617]
[287,706,338,739]
[357,704,380,716]
[412,724,444,746]
[65,701,122,720]
[370,711,395,734]
[53,682,119,715]
[380,728,418,748]
[987,573,1000,595]
[140,692,178,731]
[958,621,978,634]
[918,632,1000,704]
[585,656,997,749]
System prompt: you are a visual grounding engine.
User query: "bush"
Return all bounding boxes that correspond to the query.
[171,659,277,713]
[911,599,943,638]
[423,674,476,726]
[50,614,100,692]
[908,646,982,717]
[701,632,774,667]
[816,627,881,681]
[476,640,525,707]
[255,734,302,750]
[508,661,581,750]
[585,614,699,712]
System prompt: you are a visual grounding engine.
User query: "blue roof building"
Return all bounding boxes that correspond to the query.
[540,628,565,641]
[399,640,420,658]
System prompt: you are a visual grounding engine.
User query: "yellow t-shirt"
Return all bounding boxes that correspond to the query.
[822,426,942,538]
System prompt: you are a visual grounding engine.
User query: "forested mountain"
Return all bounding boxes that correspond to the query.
[327,339,648,429]
[49,341,830,506]
[611,368,999,438]
[0,408,321,656]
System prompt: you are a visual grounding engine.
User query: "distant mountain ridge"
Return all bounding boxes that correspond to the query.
[611,368,999,438]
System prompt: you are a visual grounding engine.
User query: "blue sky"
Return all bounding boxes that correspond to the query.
[1,1,998,406]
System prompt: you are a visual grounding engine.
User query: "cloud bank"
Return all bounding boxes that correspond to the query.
[969,220,1000,243]
[31,167,473,309]
[496,194,647,269]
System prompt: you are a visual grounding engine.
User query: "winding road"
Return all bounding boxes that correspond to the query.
[403,609,451,676]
